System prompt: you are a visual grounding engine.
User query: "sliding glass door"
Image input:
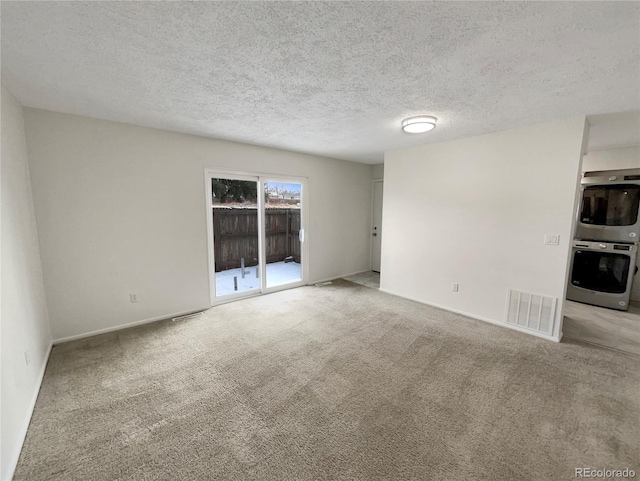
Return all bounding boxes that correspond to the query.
[264,180,303,288]
[210,175,261,299]
[205,171,306,304]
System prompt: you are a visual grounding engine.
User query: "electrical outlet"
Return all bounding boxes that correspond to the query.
[452,283,459,292]
[130,293,139,303]
[24,350,31,366]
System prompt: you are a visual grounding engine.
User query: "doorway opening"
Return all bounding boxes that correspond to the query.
[371,179,383,273]
[562,111,640,355]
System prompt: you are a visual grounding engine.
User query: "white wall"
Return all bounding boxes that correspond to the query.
[381,117,587,341]
[582,146,640,172]
[581,146,640,301]
[23,109,373,341]
[372,163,384,179]
[1,86,52,481]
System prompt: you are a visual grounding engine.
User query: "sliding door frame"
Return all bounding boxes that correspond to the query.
[204,168,309,307]
[261,176,308,296]
[204,170,263,306]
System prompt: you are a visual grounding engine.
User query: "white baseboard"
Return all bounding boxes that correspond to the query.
[55,271,377,345]
[52,307,209,345]
[310,269,372,286]
[378,288,561,343]
[53,272,375,345]
[5,341,53,481]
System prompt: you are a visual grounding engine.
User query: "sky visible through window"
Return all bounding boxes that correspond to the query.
[265,182,301,194]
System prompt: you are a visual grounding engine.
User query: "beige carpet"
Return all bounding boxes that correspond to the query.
[343,270,380,289]
[14,280,640,481]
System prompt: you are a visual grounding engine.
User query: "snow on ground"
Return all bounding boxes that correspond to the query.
[215,261,301,296]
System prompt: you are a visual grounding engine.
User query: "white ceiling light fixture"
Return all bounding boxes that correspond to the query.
[402,115,437,133]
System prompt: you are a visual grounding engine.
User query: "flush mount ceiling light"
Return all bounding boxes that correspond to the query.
[401,115,437,133]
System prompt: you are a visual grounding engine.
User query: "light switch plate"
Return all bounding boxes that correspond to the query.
[544,234,560,246]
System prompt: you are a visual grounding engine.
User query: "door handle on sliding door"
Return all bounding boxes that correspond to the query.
[299,229,305,242]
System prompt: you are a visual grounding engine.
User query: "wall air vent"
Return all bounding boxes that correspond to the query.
[172,311,204,322]
[506,289,556,336]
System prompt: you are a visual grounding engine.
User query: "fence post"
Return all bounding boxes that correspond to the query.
[286,209,290,258]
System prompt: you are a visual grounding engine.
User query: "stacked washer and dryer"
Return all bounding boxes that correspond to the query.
[567,169,640,311]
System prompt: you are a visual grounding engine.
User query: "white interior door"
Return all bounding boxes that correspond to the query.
[371,180,383,272]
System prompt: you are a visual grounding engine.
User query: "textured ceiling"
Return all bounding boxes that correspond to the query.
[2,2,639,164]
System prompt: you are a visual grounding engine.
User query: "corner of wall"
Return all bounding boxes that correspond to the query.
[1,83,53,481]
[554,117,590,340]
[372,162,384,180]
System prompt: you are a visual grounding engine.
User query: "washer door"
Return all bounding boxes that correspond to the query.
[571,250,631,294]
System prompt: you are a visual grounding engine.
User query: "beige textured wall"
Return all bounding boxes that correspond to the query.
[24,109,373,340]
[382,117,587,341]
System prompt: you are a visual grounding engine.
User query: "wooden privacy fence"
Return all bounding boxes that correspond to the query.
[212,208,301,272]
